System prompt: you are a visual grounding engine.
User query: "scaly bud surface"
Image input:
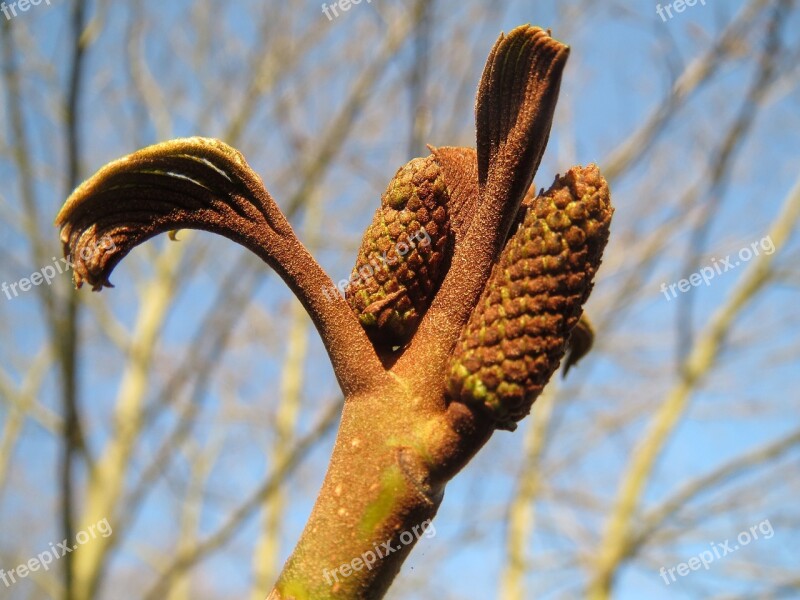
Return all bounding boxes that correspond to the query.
[346,156,452,347]
[447,164,613,430]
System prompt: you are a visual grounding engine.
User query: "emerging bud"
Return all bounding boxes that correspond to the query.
[447,164,612,430]
[346,156,452,347]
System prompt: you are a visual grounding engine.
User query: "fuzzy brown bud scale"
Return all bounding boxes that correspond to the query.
[447,164,612,430]
[346,155,452,347]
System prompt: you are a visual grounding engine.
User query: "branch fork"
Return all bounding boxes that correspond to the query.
[56,25,612,599]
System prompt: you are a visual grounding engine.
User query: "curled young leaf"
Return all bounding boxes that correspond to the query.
[410,26,572,361]
[55,137,293,290]
[475,24,570,243]
[55,136,387,396]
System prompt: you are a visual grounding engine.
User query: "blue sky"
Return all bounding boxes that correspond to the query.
[1,1,798,599]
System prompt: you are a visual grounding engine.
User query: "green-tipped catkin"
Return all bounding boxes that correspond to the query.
[346,156,452,347]
[447,164,612,430]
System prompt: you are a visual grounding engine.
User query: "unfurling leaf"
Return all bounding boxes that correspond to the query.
[55,137,292,290]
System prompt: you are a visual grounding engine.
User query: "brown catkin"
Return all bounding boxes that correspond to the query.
[447,164,612,430]
[346,156,452,347]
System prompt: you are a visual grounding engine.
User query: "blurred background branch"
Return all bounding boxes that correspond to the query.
[0,1,797,599]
